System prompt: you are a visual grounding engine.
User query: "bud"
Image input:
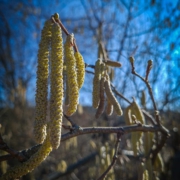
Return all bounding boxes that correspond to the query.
[129,56,135,64]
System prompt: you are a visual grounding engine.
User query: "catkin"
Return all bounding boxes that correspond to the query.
[106,99,113,116]
[74,52,85,89]
[1,133,52,180]
[92,59,102,109]
[125,100,145,156]
[124,105,133,125]
[65,34,79,116]
[145,159,153,180]
[104,60,122,67]
[131,99,145,124]
[95,77,105,118]
[64,70,69,105]
[104,75,123,116]
[154,153,164,172]
[34,20,52,144]
[144,132,154,156]
[49,23,64,149]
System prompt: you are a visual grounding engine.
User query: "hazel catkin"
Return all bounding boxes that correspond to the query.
[106,99,114,116]
[1,133,52,180]
[92,59,102,109]
[64,34,79,116]
[74,52,85,89]
[104,75,123,116]
[104,60,122,67]
[34,20,52,144]
[49,23,64,149]
[95,77,105,118]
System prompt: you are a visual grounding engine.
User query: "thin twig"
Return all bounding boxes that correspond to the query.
[85,70,94,75]
[111,83,131,104]
[85,63,95,69]
[0,133,26,162]
[97,133,122,180]
[63,113,76,127]
[129,58,160,125]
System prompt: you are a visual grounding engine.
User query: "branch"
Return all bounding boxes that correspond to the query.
[129,57,160,125]
[0,124,168,163]
[48,152,97,180]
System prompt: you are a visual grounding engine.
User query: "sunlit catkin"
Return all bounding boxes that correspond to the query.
[106,99,113,116]
[49,23,64,149]
[1,133,52,180]
[104,60,122,67]
[74,52,85,89]
[104,75,123,116]
[34,20,52,144]
[124,105,133,125]
[65,34,79,116]
[131,99,145,124]
[95,77,105,118]
[92,59,102,109]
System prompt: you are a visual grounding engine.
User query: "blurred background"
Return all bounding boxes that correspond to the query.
[0,0,180,179]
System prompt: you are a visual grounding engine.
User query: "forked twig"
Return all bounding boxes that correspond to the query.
[97,133,122,180]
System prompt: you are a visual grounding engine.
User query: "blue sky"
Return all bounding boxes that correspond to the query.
[1,0,179,111]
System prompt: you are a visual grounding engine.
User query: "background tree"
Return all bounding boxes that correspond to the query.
[0,0,180,179]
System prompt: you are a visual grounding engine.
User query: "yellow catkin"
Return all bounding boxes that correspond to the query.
[124,105,133,125]
[124,100,145,156]
[92,59,102,109]
[154,153,164,172]
[104,60,122,67]
[131,99,145,124]
[143,169,149,180]
[34,20,52,144]
[1,133,52,180]
[131,99,145,154]
[95,77,105,118]
[74,52,85,89]
[64,34,79,116]
[49,23,64,149]
[145,159,153,180]
[106,99,114,116]
[104,75,123,116]
[64,70,69,105]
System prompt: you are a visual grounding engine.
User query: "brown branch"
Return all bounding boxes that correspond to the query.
[0,132,27,162]
[85,63,95,69]
[48,152,97,180]
[151,134,169,164]
[85,70,94,75]
[0,124,168,163]
[111,83,131,104]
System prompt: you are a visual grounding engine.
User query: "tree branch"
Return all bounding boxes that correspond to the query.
[0,124,169,163]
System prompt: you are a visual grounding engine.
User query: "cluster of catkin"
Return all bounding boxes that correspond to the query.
[92,59,122,118]
[1,13,85,180]
[34,14,85,149]
[124,99,164,180]
[124,99,145,156]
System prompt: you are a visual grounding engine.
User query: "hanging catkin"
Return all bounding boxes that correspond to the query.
[49,23,64,149]
[74,52,85,89]
[104,74,123,116]
[64,34,79,116]
[34,20,52,144]
[1,131,52,180]
[92,59,102,109]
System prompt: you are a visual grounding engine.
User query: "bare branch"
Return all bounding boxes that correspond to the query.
[97,133,122,180]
